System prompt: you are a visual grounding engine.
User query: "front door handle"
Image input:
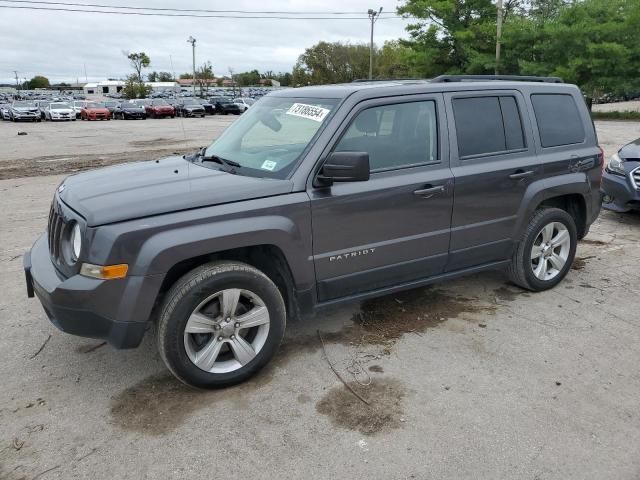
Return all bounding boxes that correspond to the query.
[413,185,445,198]
[508,170,535,180]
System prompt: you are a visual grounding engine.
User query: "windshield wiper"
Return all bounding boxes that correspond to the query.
[194,148,241,173]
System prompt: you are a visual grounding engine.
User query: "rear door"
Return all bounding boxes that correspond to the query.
[444,90,541,271]
[309,94,453,302]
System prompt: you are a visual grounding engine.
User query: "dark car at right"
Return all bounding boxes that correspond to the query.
[210,96,241,115]
[601,138,640,212]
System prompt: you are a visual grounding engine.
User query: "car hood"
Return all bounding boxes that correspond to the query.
[51,108,73,113]
[13,107,38,112]
[58,156,294,226]
[619,138,640,159]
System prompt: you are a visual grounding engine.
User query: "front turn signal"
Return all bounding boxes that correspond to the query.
[80,263,128,280]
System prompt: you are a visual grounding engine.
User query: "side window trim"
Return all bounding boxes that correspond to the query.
[310,94,447,181]
[332,99,441,173]
[445,90,534,164]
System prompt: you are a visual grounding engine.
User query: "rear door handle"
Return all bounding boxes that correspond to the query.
[413,185,445,198]
[508,170,535,180]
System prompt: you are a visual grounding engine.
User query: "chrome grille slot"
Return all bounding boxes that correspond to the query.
[632,167,640,190]
[47,199,67,264]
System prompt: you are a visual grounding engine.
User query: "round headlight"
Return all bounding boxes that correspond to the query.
[71,223,82,261]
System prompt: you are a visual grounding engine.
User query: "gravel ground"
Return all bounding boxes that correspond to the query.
[0,121,639,480]
[593,100,640,113]
[0,115,235,179]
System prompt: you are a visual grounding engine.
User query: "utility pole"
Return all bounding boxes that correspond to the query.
[495,0,503,75]
[367,7,382,80]
[13,70,19,91]
[187,36,196,97]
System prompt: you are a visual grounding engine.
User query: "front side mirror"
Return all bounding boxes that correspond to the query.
[318,151,370,184]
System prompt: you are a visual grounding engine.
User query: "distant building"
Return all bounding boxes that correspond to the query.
[145,81,179,92]
[177,78,218,87]
[83,80,124,95]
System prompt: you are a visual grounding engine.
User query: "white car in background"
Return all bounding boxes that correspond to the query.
[233,97,255,113]
[72,100,86,119]
[44,102,76,121]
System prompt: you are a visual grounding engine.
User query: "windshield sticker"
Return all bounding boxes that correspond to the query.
[261,160,277,171]
[286,103,330,122]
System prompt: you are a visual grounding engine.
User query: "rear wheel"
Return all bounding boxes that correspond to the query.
[158,261,286,388]
[508,208,577,291]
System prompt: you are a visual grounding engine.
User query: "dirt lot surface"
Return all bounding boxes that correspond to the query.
[0,115,236,180]
[0,121,639,479]
[593,100,640,113]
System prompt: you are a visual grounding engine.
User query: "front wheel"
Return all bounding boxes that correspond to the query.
[158,261,286,389]
[507,208,577,291]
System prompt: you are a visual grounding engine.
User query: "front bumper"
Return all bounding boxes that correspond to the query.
[601,170,640,212]
[24,234,158,349]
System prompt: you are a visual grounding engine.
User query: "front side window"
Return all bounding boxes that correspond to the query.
[452,96,526,158]
[204,96,338,178]
[334,100,438,171]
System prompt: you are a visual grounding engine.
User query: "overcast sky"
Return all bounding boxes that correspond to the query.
[0,0,412,84]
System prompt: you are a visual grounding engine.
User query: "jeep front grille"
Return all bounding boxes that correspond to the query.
[632,167,640,190]
[47,200,65,262]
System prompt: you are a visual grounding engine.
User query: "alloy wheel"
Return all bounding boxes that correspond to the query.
[183,288,270,374]
[530,222,571,281]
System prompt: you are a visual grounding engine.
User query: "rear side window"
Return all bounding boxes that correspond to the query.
[531,94,584,148]
[452,96,525,158]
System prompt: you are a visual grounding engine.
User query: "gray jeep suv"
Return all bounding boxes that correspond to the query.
[24,76,603,388]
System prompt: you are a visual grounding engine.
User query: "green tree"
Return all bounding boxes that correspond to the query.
[397,0,499,76]
[122,74,151,99]
[125,51,151,82]
[293,41,371,85]
[27,75,50,89]
[235,70,261,86]
[503,0,640,95]
[196,61,215,95]
[179,73,193,79]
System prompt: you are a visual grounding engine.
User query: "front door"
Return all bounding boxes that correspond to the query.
[443,90,542,271]
[309,95,453,302]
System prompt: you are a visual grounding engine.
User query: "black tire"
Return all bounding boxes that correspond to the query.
[507,208,577,292]
[157,261,286,389]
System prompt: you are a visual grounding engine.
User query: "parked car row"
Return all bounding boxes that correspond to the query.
[0,96,255,123]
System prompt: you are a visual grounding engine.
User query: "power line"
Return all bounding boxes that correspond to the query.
[1,0,399,15]
[0,4,387,19]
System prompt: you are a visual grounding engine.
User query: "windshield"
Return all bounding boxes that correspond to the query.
[51,103,70,109]
[182,100,200,106]
[14,101,35,107]
[203,96,338,179]
[86,103,105,108]
[73,101,85,107]
[104,101,118,107]
[152,99,169,106]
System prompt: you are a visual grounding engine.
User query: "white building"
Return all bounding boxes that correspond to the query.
[83,80,124,95]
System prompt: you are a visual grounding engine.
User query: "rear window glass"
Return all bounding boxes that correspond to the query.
[452,96,525,158]
[531,94,584,148]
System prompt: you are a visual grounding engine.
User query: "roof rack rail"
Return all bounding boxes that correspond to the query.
[430,75,563,84]
[351,78,426,83]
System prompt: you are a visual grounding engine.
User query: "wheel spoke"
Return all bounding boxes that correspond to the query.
[229,335,256,366]
[235,306,269,329]
[194,337,224,371]
[548,253,565,271]
[185,312,218,334]
[221,289,241,318]
[531,244,544,259]
[541,223,554,243]
[551,228,569,247]
[534,258,548,279]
